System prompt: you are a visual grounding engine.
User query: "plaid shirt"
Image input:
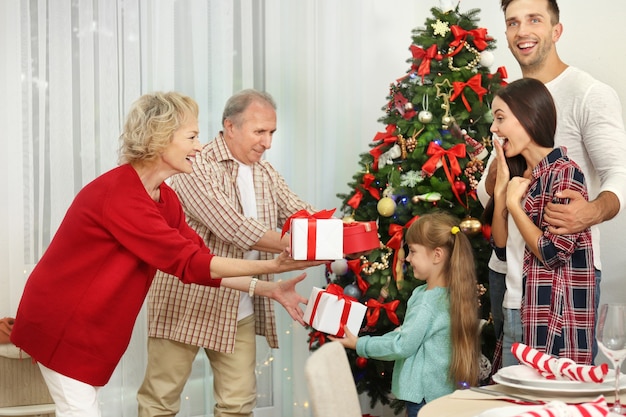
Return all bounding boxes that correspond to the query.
[521,147,595,365]
[147,133,313,352]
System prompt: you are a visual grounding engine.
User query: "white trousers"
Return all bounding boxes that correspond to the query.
[38,363,101,417]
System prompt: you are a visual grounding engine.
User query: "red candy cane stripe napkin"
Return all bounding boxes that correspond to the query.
[511,396,609,417]
[512,342,609,382]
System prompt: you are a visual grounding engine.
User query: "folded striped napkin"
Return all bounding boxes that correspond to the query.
[511,396,609,417]
[512,342,609,382]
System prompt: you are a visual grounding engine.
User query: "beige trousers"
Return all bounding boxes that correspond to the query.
[137,314,257,417]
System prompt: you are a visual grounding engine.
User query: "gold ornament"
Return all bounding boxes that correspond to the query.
[459,216,482,236]
[342,214,355,223]
[442,114,456,128]
[360,248,392,275]
[398,134,407,159]
[447,41,481,72]
[377,197,396,217]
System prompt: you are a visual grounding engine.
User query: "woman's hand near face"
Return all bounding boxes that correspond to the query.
[493,140,510,199]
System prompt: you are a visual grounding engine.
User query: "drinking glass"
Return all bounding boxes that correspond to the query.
[596,303,626,413]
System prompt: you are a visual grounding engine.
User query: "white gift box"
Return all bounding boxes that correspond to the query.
[303,286,366,337]
[290,217,343,260]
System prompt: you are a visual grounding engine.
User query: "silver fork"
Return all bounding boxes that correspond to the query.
[469,386,545,405]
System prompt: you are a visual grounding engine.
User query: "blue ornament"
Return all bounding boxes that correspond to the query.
[343,284,362,300]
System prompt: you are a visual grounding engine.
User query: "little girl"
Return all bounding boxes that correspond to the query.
[330,212,480,417]
[490,77,595,365]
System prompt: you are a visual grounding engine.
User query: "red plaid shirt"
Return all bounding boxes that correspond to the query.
[521,147,595,365]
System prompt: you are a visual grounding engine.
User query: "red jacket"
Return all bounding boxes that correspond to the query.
[11,164,221,386]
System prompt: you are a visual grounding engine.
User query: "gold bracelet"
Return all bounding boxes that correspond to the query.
[248,277,258,297]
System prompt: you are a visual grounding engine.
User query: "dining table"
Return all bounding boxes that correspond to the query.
[418,383,626,417]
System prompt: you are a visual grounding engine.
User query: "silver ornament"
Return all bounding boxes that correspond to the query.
[343,284,362,300]
[418,110,433,123]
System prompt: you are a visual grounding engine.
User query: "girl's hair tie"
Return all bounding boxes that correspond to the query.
[451,226,460,235]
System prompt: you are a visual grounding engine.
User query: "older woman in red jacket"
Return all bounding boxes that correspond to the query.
[10,91,322,417]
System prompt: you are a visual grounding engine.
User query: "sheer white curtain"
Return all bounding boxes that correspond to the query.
[1,0,287,415]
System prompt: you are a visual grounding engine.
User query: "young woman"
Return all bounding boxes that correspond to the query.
[331,212,480,417]
[10,91,323,416]
[490,77,595,365]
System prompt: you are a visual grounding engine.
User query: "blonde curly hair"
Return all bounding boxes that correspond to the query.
[118,91,198,165]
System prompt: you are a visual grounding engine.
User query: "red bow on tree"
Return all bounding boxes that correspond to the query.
[449,25,491,52]
[370,138,398,171]
[370,125,398,171]
[365,299,400,327]
[385,216,419,281]
[386,216,420,250]
[422,142,467,208]
[489,66,508,86]
[410,44,438,81]
[347,172,382,209]
[309,330,327,349]
[450,74,487,112]
[347,258,369,294]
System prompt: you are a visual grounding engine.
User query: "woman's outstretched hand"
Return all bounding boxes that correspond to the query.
[273,248,326,272]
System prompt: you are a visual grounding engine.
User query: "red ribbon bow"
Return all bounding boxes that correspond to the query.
[347,258,369,294]
[362,173,380,200]
[386,224,405,251]
[365,299,400,327]
[410,44,438,80]
[385,216,419,281]
[370,138,398,171]
[422,142,465,177]
[422,142,467,208]
[370,125,398,171]
[386,216,420,250]
[281,209,336,237]
[308,330,327,349]
[347,190,364,210]
[450,74,487,112]
[490,66,508,86]
[449,25,491,52]
[281,209,336,260]
[373,124,397,142]
[347,173,380,210]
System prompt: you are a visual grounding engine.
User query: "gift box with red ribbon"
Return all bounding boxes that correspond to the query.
[343,221,379,255]
[285,209,343,260]
[303,284,366,337]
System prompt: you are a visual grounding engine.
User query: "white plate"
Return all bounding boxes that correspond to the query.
[475,405,544,417]
[493,366,626,395]
[475,405,622,417]
[495,365,616,390]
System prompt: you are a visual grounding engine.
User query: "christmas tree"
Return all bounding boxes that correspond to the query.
[308,4,507,412]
